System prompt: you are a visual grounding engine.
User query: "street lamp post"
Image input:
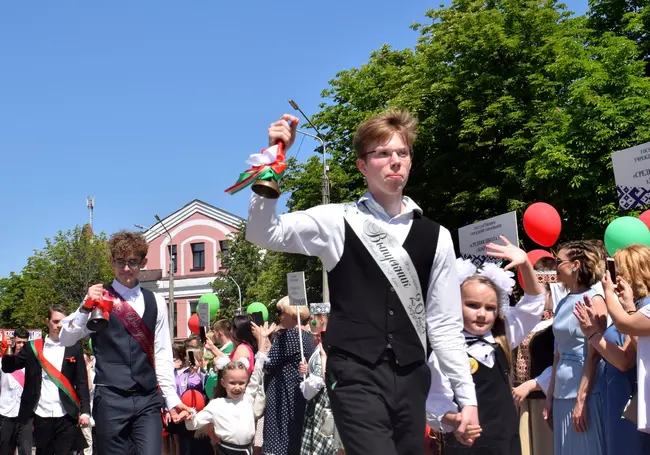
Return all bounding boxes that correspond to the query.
[288,99,330,303]
[154,214,175,340]
[226,275,243,314]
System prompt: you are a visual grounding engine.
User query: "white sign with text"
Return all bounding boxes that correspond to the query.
[197,303,210,327]
[458,211,519,266]
[287,271,308,307]
[612,141,650,209]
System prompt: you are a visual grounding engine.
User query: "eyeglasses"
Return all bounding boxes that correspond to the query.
[555,257,572,266]
[113,259,142,269]
[364,149,412,161]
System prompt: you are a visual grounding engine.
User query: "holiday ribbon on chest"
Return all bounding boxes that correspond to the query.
[224,142,286,196]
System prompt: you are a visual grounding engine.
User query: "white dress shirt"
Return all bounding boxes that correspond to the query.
[426,291,546,432]
[246,192,477,407]
[186,352,267,445]
[35,336,67,418]
[59,279,181,410]
[0,366,24,418]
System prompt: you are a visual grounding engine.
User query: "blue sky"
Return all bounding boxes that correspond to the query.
[0,1,588,277]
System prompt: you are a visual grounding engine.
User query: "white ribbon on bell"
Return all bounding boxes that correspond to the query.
[246,145,280,167]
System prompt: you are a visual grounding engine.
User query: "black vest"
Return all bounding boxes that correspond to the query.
[324,213,439,366]
[91,287,158,392]
[443,345,519,452]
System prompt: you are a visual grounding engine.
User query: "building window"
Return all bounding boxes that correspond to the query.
[189,300,199,314]
[191,243,205,271]
[219,240,230,256]
[167,245,177,273]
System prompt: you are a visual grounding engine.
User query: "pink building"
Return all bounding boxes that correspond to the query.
[139,199,243,339]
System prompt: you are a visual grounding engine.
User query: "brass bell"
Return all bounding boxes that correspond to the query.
[87,307,109,332]
[5,344,13,356]
[252,179,280,199]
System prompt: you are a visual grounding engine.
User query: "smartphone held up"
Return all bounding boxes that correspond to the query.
[606,257,617,281]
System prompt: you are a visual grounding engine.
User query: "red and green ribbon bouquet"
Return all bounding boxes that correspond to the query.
[224,142,286,195]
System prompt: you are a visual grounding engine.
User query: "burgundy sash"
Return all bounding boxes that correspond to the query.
[107,287,156,372]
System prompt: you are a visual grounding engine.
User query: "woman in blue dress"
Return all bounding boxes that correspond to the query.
[574,244,650,453]
[546,241,606,455]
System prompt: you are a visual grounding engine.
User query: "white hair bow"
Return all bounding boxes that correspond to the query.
[456,258,516,312]
[215,356,250,371]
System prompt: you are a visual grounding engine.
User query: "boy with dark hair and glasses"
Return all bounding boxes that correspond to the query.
[60,230,192,455]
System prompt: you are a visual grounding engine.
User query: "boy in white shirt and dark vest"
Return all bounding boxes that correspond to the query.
[246,109,479,455]
[60,231,192,455]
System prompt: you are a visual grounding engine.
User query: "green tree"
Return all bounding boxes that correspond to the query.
[303,0,650,243]
[211,224,268,320]
[587,0,650,74]
[0,225,114,330]
[221,0,650,309]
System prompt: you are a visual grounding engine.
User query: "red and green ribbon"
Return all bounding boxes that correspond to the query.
[30,339,80,409]
[225,142,287,195]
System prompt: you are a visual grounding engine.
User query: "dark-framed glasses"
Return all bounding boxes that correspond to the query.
[113,259,142,269]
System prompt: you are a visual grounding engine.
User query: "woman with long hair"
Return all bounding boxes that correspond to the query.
[575,244,650,446]
[545,241,606,454]
[206,315,258,376]
[230,315,258,373]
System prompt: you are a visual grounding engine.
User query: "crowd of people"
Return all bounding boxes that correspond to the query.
[1,108,650,455]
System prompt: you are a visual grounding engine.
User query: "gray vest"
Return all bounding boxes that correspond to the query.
[91,287,158,392]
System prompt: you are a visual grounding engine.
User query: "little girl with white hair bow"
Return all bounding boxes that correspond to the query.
[426,236,547,455]
[185,323,275,455]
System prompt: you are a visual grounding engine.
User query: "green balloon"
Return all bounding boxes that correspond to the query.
[246,302,268,322]
[199,293,220,319]
[604,216,650,256]
[205,371,218,398]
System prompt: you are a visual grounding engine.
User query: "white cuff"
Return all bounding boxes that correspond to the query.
[74,311,90,329]
[454,385,478,407]
[165,393,181,410]
[426,412,457,434]
[300,375,325,400]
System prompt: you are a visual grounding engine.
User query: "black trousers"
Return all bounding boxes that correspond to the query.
[442,432,521,455]
[93,386,163,455]
[0,415,32,455]
[178,431,215,455]
[33,414,85,455]
[326,348,431,455]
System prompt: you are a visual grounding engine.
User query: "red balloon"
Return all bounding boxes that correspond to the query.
[640,210,650,230]
[523,203,562,247]
[181,389,205,412]
[188,313,200,335]
[517,249,553,287]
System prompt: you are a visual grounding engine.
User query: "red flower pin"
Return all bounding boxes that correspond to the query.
[65,356,76,363]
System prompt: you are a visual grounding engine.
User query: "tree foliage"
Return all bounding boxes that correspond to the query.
[309,0,650,241]
[0,226,114,330]
[223,0,650,305]
[6,0,650,317]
